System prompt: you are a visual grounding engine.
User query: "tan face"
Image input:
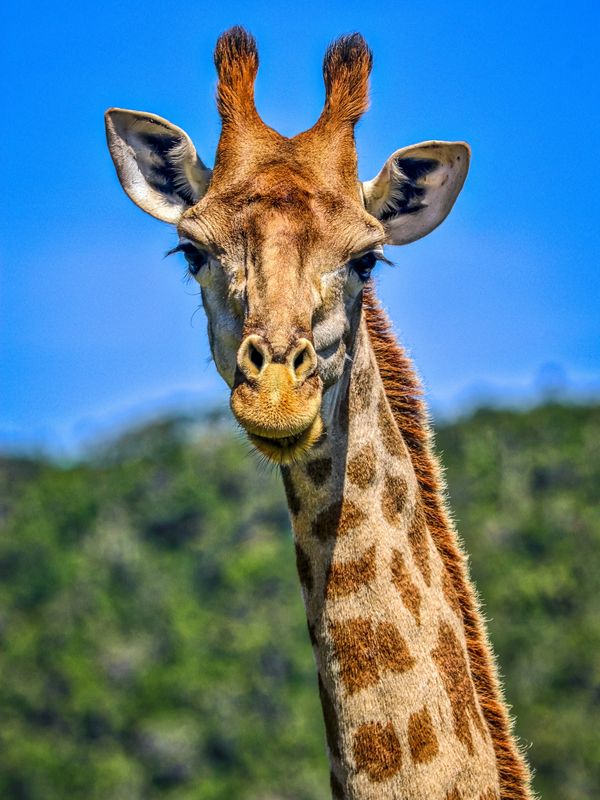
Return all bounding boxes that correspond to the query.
[175,163,386,462]
[105,29,469,463]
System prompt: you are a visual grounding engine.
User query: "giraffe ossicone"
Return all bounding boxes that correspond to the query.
[106,26,533,800]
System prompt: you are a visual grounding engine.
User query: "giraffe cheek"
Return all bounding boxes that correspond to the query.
[202,295,244,389]
[318,342,347,388]
[209,325,242,388]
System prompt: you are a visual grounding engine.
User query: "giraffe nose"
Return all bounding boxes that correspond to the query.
[237,334,318,385]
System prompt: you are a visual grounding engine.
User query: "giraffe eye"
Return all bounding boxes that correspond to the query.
[166,242,209,276]
[348,251,378,281]
[181,244,208,276]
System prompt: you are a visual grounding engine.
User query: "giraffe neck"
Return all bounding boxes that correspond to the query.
[281,293,532,800]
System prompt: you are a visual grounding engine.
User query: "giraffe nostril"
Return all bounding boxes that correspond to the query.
[294,349,307,372]
[249,343,264,371]
[290,339,317,381]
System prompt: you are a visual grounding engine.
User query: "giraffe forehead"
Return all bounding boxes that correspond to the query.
[181,167,384,270]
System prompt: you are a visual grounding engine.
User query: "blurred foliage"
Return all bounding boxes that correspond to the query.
[0,403,598,799]
[436,404,600,800]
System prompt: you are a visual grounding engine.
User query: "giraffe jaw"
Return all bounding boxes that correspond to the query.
[247,415,324,464]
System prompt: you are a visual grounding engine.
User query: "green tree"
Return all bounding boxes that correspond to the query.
[0,403,598,798]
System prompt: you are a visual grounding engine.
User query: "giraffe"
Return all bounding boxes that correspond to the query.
[105,27,533,800]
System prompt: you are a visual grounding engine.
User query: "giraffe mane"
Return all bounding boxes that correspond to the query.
[362,283,534,800]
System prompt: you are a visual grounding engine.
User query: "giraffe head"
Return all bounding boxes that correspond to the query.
[105,28,469,463]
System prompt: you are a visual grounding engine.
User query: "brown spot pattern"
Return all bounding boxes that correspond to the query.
[330,618,377,693]
[445,789,463,800]
[432,622,487,755]
[408,504,431,585]
[311,498,366,541]
[353,721,402,782]
[378,394,403,454]
[338,500,367,535]
[312,501,340,540]
[407,706,439,764]
[480,790,500,800]
[349,364,375,414]
[390,548,422,624]
[381,472,408,524]
[306,457,332,486]
[347,442,377,488]
[295,542,313,593]
[326,544,376,599]
[363,288,532,800]
[330,618,414,695]
[442,566,461,617]
[280,466,301,515]
[318,675,340,760]
[375,621,415,674]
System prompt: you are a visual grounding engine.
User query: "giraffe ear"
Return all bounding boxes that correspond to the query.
[362,141,470,245]
[105,108,212,224]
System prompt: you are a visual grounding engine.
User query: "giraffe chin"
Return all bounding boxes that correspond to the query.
[247,415,323,465]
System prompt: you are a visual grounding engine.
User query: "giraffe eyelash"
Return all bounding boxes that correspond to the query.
[348,249,393,281]
[165,241,209,276]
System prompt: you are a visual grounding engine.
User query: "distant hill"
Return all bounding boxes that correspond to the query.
[1,403,598,799]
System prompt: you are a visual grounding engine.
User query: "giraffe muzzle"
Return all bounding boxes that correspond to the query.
[230,334,323,463]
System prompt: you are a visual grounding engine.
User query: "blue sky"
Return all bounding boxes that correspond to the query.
[2,1,599,451]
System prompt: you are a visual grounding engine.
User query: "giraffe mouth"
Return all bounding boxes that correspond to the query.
[247,415,324,464]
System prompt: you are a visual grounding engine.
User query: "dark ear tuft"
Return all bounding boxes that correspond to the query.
[395,157,439,183]
[379,157,439,220]
[104,108,211,223]
[322,33,373,126]
[214,27,259,122]
[362,141,470,245]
